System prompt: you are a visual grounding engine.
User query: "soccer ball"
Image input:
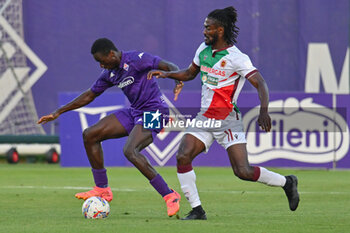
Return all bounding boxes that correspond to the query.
[82,196,110,219]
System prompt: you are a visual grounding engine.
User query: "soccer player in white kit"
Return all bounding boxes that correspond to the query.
[148,6,299,220]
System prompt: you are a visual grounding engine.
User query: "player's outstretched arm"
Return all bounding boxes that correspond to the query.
[147,63,200,82]
[248,72,271,132]
[37,89,97,124]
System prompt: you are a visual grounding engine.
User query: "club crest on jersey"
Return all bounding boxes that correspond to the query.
[123,63,129,71]
[203,55,208,60]
[220,60,227,68]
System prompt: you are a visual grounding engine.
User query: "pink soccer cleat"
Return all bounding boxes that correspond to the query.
[163,189,181,217]
[75,186,113,202]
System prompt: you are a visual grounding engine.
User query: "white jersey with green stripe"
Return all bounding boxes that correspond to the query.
[193,42,257,121]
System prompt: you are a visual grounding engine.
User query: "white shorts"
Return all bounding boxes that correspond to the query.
[185,113,247,152]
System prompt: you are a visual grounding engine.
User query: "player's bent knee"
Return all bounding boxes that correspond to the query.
[83,127,99,144]
[123,145,137,163]
[82,128,93,144]
[176,152,192,165]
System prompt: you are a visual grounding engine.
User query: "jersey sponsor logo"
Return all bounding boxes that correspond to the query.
[201,74,218,86]
[220,60,227,68]
[117,76,134,88]
[243,97,349,164]
[200,65,226,77]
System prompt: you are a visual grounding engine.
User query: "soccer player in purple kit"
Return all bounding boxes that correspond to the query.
[148,7,300,220]
[37,38,183,217]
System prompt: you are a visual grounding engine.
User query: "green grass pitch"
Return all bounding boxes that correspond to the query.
[1,164,350,233]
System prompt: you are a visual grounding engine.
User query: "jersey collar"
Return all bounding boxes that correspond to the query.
[212,45,233,57]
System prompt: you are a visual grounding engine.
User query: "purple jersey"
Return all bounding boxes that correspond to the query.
[90,51,166,110]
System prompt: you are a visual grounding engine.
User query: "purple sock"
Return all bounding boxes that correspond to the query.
[92,168,108,188]
[150,174,172,197]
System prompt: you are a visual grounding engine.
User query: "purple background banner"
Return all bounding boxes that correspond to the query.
[23,0,349,130]
[59,91,350,168]
[21,0,349,168]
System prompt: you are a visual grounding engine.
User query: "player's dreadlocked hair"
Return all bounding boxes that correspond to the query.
[91,38,118,55]
[208,6,239,45]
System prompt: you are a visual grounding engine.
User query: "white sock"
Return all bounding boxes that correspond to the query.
[257,167,286,187]
[177,170,201,208]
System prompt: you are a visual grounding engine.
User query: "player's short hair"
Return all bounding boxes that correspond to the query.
[208,6,240,45]
[91,38,118,55]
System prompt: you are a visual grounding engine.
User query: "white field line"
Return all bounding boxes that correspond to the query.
[1,185,349,195]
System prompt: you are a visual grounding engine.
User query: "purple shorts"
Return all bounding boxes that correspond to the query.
[114,107,169,139]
